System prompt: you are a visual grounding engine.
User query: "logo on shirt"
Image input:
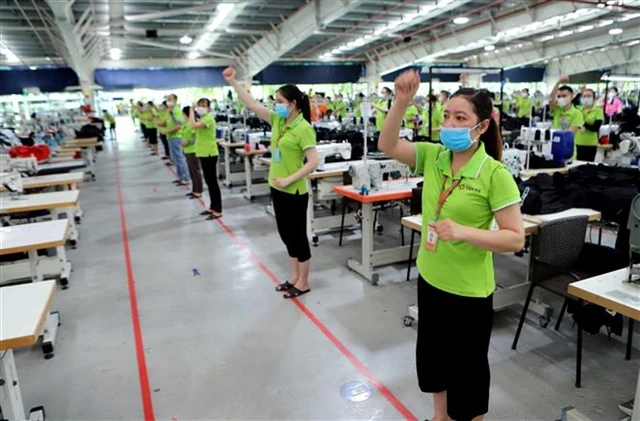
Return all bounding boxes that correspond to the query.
[458,184,481,193]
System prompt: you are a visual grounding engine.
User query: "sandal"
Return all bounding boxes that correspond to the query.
[275,281,295,292]
[283,287,311,299]
[199,210,212,216]
[206,214,222,220]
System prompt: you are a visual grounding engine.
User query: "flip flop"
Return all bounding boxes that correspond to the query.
[199,210,212,216]
[283,287,311,299]
[275,281,295,292]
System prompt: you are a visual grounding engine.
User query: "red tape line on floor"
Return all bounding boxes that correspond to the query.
[165,164,417,421]
[114,147,156,421]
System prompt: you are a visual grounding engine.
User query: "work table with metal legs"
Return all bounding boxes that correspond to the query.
[235,148,270,201]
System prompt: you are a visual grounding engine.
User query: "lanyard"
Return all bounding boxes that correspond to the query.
[433,175,460,222]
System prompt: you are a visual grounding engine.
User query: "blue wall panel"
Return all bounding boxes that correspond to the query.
[0,67,79,95]
[94,67,227,90]
[483,66,545,83]
[254,63,364,85]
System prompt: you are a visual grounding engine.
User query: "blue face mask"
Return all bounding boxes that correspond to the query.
[275,103,290,118]
[440,122,482,152]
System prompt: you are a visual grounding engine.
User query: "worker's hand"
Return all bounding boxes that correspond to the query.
[558,75,570,83]
[394,70,421,106]
[273,177,293,189]
[222,66,236,83]
[428,219,467,242]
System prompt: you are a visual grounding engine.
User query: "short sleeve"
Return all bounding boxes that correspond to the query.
[595,107,605,121]
[489,165,521,212]
[551,106,560,118]
[412,142,442,175]
[269,112,279,128]
[202,113,214,129]
[571,109,585,127]
[299,125,317,150]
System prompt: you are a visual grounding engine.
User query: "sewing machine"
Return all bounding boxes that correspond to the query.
[348,160,411,194]
[627,194,640,285]
[520,126,574,166]
[0,171,25,199]
[317,142,352,170]
[617,134,640,167]
[0,156,38,175]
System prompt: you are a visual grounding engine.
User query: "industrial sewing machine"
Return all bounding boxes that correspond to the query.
[0,171,25,199]
[627,194,640,285]
[616,134,640,167]
[348,160,411,195]
[316,142,352,170]
[0,155,38,175]
[519,126,574,167]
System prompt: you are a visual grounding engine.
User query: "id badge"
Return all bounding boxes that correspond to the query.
[273,147,281,163]
[424,225,438,252]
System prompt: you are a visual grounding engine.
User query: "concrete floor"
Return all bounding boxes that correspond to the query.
[13,119,639,421]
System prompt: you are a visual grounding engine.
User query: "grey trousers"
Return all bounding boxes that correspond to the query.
[185,152,203,194]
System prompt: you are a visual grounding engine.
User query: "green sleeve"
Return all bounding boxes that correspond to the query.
[571,109,585,128]
[202,113,214,129]
[412,142,442,175]
[299,125,317,150]
[489,165,521,212]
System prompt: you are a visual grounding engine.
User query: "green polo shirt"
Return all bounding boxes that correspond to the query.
[333,100,347,119]
[575,106,604,146]
[269,112,316,195]
[412,142,521,298]
[552,105,584,131]
[155,110,169,134]
[516,97,532,118]
[419,103,443,141]
[139,110,152,128]
[181,125,196,154]
[375,98,392,131]
[164,107,184,139]
[194,112,218,158]
[354,99,362,118]
[404,104,420,129]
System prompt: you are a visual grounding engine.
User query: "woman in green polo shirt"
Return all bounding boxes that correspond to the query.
[575,89,604,162]
[189,98,222,220]
[372,87,393,132]
[181,106,203,199]
[379,70,525,421]
[223,66,318,299]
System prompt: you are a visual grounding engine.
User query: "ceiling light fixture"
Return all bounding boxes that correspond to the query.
[331,48,341,54]
[403,13,418,23]
[180,35,193,45]
[29,66,37,70]
[453,16,469,25]
[188,51,200,59]
[609,27,623,35]
[484,44,495,51]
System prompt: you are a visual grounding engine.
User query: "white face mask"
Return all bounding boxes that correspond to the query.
[557,97,570,108]
[581,97,594,107]
[195,106,208,115]
[166,101,175,108]
[607,92,615,100]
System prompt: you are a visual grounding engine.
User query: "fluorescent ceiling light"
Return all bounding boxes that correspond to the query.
[576,25,594,32]
[557,30,574,37]
[598,19,614,26]
[597,2,606,7]
[180,35,193,45]
[626,40,640,46]
[29,66,37,70]
[374,26,387,35]
[419,5,436,15]
[609,27,624,35]
[603,74,640,82]
[331,48,341,54]
[187,51,200,59]
[484,44,495,51]
[403,13,418,23]
[339,45,349,51]
[453,16,469,25]
[606,0,616,4]
[540,35,555,41]
[387,20,402,29]
[45,57,51,61]
[364,34,373,39]
[109,48,121,54]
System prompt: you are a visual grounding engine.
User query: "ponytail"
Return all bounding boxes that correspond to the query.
[481,118,502,161]
[299,93,311,123]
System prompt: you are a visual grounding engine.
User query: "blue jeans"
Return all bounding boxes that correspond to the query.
[169,138,190,182]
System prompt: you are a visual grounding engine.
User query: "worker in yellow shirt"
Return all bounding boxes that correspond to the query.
[103,109,116,139]
[516,88,533,125]
[372,87,393,132]
[418,94,443,142]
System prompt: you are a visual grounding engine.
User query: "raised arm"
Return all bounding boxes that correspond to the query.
[222,67,271,123]
[549,75,569,110]
[189,104,205,129]
[377,70,420,168]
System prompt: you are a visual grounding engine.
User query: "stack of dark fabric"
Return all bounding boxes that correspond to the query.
[517,163,640,253]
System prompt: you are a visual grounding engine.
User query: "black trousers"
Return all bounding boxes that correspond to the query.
[416,276,493,421]
[199,156,222,213]
[147,127,158,145]
[160,133,170,158]
[576,145,597,162]
[140,124,147,138]
[271,187,311,262]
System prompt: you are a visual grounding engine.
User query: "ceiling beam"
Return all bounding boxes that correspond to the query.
[124,4,215,22]
[104,36,236,59]
[97,57,236,69]
[239,0,364,78]
[45,0,93,83]
[369,0,622,76]
[468,20,640,69]
[545,44,640,78]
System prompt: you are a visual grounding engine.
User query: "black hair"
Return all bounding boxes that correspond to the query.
[428,94,438,103]
[182,106,191,117]
[451,88,503,161]
[558,85,573,95]
[102,109,108,113]
[381,87,393,95]
[489,92,496,100]
[147,101,154,106]
[583,88,596,97]
[610,87,619,94]
[167,93,177,101]
[161,101,167,107]
[276,84,311,123]
[440,90,450,99]
[137,101,143,106]
[358,93,365,98]
[197,98,211,107]
[522,88,529,94]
